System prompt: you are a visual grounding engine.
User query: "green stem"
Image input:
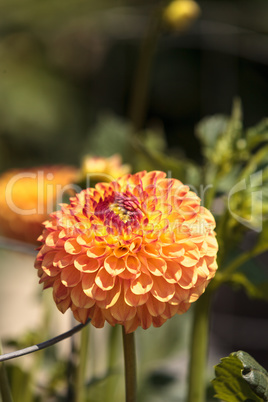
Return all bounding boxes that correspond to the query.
[212,243,268,291]
[104,325,120,402]
[75,325,90,402]
[186,290,212,402]
[128,1,167,131]
[0,340,13,402]
[122,327,136,402]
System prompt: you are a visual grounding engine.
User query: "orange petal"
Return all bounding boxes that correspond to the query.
[72,306,90,324]
[98,278,121,308]
[178,266,198,289]
[146,257,166,276]
[171,285,190,304]
[54,250,75,268]
[146,294,166,316]
[95,267,115,291]
[164,260,182,283]
[87,246,108,258]
[129,237,142,252]
[124,316,139,333]
[152,315,167,328]
[91,284,107,301]
[114,246,129,258]
[61,265,82,287]
[124,282,149,307]
[71,282,95,308]
[130,272,153,295]
[136,305,152,330]
[143,243,161,257]
[57,296,71,313]
[161,244,184,258]
[64,238,82,255]
[160,303,179,319]
[110,292,136,322]
[189,281,207,302]
[82,273,96,297]
[126,255,140,274]
[104,255,125,276]
[42,251,57,268]
[196,258,210,279]
[74,254,99,273]
[150,276,175,302]
[45,231,59,247]
[53,278,70,301]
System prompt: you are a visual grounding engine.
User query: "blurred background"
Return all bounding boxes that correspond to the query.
[1,0,268,169]
[1,0,268,401]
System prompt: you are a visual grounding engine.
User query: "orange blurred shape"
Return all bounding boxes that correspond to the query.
[0,166,78,244]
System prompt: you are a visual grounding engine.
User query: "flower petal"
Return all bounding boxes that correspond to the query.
[130,271,153,295]
[74,254,99,273]
[104,255,125,276]
[126,255,140,274]
[137,305,152,330]
[87,246,108,258]
[71,282,95,308]
[164,260,182,283]
[61,265,82,287]
[64,238,82,255]
[110,292,136,322]
[82,273,96,298]
[151,276,175,302]
[146,294,166,316]
[146,257,166,276]
[95,267,116,291]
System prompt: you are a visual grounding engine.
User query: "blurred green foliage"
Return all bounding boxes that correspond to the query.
[1,0,268,401]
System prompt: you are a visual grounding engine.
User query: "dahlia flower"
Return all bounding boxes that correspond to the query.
[35,171,218,333]
[78,154,131,184]
[0,166,78,244]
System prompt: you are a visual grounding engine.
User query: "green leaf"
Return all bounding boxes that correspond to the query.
[212,351,264,401]
[246,119,268,149]
[238,351,268,401]
[196,114,229,149]
[228,272,268,301]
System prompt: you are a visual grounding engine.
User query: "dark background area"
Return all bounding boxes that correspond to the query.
[1,0,268,169]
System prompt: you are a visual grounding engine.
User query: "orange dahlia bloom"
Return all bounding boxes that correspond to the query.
[35,171,218,333]
[0,166,78,244]
[78,154,131,184]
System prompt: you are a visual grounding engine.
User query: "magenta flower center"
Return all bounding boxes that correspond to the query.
[94,192,144,233]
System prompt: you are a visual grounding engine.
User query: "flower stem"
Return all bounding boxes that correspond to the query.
[75,325,89,402]
[122,327,137,402]
[186,290,212,402]
[128,2,167,131]
[0,340,13,402]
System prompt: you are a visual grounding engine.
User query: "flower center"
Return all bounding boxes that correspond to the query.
[109,203,130,223]
[109,193,142,223]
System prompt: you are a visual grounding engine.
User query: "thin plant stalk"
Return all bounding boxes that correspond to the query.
[122,327,136,402]
[0,340,13,402]
[104,325,120,401]
[186,290,212,402]
[128,1,167,131]
[75,325,90,402]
